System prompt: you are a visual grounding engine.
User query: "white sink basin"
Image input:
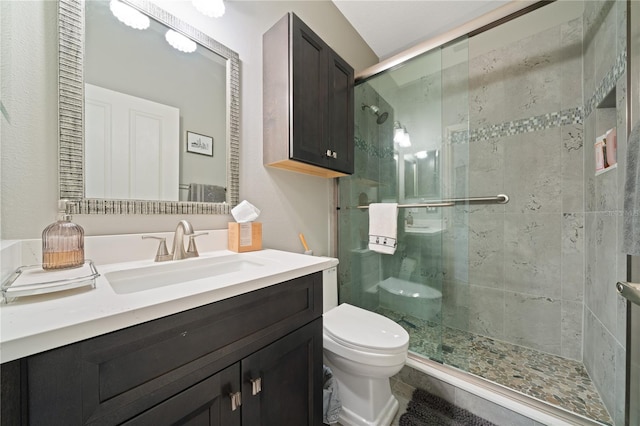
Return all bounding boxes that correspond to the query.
[105,255,263,294]
[405,219,444,235]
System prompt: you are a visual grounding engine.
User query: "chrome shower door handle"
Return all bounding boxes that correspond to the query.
[616,281,640,305]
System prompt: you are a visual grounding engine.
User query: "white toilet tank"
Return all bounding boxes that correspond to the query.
[323,267,338,313]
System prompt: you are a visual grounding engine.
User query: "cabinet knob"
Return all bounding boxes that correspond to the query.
[250,377,262,395]
[229,391,242,411]
[325,150,338,159]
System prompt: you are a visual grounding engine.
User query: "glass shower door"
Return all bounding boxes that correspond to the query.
[338,37,470,366]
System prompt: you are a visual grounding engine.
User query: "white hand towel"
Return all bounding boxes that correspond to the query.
[368,203,398,255]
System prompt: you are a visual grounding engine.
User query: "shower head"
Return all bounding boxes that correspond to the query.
[361,104,389,124]
[376,111,389,124]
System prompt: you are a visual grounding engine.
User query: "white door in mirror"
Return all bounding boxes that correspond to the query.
[85,83,179,201]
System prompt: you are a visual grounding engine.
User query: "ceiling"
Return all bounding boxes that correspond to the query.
[332,0,511,60]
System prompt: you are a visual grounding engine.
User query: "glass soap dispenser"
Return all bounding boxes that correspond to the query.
[42,200,85,270]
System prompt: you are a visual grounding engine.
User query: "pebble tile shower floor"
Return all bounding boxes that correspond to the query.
[377,308,613,425]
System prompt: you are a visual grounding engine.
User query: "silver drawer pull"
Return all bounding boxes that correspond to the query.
[326,149,332,157]
[616,281,640,306]
[229,391,241,411]
[250,377,262,395]
[332,151,337,159]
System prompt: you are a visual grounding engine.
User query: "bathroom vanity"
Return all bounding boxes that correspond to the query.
[0,238,336,426]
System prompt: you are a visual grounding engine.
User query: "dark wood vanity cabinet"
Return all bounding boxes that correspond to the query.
[263,13,354,178]
[122,362,241,426]
[1,273,323,426]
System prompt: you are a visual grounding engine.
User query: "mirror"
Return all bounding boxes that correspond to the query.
[58,0,240,215]
[403,149,440,199]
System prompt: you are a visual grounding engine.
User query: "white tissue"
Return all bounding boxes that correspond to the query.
[231,200,261,223]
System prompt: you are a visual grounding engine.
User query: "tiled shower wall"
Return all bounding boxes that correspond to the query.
[442,5,587,360]
[342,2,629,423]
[440,1,628,422]
[582,1,627,424]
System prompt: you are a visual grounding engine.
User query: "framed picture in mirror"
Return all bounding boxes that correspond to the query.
[187,131,214,156]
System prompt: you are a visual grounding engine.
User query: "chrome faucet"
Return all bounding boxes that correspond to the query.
[171,219,194,260]
[143,220,208,262]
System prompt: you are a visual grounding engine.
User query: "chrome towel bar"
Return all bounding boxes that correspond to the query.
[356,194,509,209]
[616,281,640,306]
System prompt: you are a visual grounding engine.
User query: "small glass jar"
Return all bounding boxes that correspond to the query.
[42,201,85,270]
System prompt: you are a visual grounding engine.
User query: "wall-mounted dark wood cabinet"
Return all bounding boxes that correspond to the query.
[263,13,354,178]
[1,273,323,426]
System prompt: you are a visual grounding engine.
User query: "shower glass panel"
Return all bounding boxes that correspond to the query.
[337,37,470,367]
[339,2,622,423]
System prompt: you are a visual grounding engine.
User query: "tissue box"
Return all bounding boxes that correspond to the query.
[228,222,262,252]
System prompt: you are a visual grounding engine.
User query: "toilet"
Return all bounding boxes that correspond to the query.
[322,267,410,426]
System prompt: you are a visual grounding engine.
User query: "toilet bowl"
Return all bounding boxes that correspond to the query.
[378,277,442,322]
[377,257,442,321]
[322,268,410,426]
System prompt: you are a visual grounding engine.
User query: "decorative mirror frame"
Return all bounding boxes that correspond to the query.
[58,0,240,215]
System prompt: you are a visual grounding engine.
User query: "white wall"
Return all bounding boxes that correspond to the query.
[0,0,377,257]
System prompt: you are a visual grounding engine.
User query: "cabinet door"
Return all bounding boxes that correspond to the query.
[241,319,323,426]
[327,51,354,174]
[122,363,241,426]
[290,14,329,169]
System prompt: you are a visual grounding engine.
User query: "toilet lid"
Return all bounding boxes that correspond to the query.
[323,303,409,352]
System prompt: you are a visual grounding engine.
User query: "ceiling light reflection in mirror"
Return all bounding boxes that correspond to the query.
[165,30,197,53]
[110,0,197,53]
[109,0,149,29]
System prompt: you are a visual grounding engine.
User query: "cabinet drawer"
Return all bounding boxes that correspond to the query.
[25,272,322,425]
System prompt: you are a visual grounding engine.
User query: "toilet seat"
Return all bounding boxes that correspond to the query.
[323,303,409,354]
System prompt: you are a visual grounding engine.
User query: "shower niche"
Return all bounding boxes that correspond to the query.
[594,87,618,176]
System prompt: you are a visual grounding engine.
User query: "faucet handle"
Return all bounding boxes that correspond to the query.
[186,232,209,258]
[142,235,172,262]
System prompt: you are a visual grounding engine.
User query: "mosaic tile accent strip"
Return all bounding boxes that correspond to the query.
[584,50,627,119]
[356,50,623,159]
[449,130,469,145]
[467,107,584,144]
[356,108,585,158]
[354,135,395,159]
[377,307,613,425]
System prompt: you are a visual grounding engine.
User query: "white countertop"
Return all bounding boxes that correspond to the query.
[1,239,337,363]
